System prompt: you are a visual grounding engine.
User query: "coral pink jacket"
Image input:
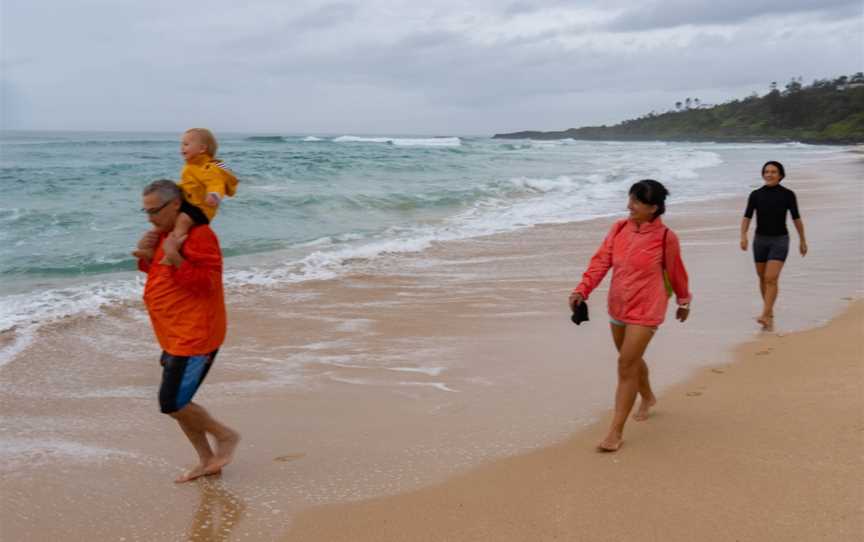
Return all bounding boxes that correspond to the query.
[573,218,692,327]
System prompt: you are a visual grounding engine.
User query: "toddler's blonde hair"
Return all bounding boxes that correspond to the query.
[185,128,218,156]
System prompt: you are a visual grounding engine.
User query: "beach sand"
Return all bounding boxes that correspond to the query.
[1,151,861,540]
[286,300,864,541]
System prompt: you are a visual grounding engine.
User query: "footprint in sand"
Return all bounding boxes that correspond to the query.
[274,453,306,463]
[686,391,702,397]
[756,349,772,356]
[711,368,725,374]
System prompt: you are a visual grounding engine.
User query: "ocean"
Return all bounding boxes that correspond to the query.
[0,131,845,365]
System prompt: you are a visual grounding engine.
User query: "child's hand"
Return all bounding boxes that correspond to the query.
[205,193,221,207]
[160,233,188,267]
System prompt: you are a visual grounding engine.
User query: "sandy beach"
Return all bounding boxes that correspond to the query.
[1,150,862,541]
[286,300,864,542]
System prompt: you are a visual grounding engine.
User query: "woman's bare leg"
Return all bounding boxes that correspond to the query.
[758,260,784,328]
[599,325,656,451]
[610,324,655,421]
[755,262,767,301]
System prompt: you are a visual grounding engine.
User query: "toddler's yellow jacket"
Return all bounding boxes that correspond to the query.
[179,154,239,220]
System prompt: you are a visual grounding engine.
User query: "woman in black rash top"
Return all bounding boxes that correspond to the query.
[740,161,808,329]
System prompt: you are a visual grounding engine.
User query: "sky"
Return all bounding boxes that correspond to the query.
[1,0,861,135]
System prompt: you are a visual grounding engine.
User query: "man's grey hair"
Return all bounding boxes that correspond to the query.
[142,179,181,203]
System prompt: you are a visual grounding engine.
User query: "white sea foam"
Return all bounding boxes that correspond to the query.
[327,375,457,392]
[303,136,324,142]
[0,327,35,370]
[0,277,142,337]
[0,145,727,346]
[4,140,839,363]
[0,437,139,472]
[388,366,446,376]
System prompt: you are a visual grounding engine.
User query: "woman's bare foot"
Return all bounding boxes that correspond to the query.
[596,432,623,452]
[208,430,241,472]
[633,396,657,421]
[756,315,774,330]
[174,463,222,484]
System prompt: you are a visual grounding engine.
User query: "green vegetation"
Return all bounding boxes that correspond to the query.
[494,74,864,144]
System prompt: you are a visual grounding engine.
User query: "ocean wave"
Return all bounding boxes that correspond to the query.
[333,136,462,147]
[6,137,841,362]
[1,138,173,147]
[246,135,287,142]
[0,277,142,334]
[302,136,325,142]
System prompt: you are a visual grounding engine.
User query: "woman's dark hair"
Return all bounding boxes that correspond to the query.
[629,179,669,218]
[761,160,786,180]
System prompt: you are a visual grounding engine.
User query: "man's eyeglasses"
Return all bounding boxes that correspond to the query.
[141,200,172,216]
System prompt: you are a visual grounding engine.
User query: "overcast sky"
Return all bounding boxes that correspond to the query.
[1,0,861,135]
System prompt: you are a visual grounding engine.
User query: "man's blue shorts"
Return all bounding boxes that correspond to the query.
[158,349,218,414]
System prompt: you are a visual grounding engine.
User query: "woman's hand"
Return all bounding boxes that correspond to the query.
[676,306,690,322]
[740,235,748,251]
[568,292,584,311]
[799,240,808,257]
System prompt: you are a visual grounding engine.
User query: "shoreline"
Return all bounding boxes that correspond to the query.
[0,141,854,338]
[1,151,861,540]
[492,134,864,146]
[286,300,864,541]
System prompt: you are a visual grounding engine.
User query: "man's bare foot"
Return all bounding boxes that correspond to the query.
[132,248,154,260]
[596,433,623,452]
[174,463,222,484]
[633,396,657,421]
[757,315,774,330]
[208,430,241,472]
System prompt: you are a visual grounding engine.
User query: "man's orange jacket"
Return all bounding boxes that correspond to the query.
[138,226,226,356]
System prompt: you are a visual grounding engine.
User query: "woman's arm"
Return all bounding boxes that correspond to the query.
[741,191,756,251]
[793,218,807,256]
[740,216,751,251]
[570,222,621,308]
[789,191,806,257]
[664,230,692,307]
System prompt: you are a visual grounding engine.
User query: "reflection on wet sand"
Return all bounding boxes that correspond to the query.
[186,478,246,541]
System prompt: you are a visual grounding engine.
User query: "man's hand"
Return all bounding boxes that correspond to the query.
[740,235,748,251]
[568,292,584,311]
[137,230,159,250]
[161,233,188,267]
[799,240,808,257]
[676,306,690,322]
[132,230,160,260]
[204,193,221,207]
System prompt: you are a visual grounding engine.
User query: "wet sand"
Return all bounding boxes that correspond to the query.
[1,152,861,540]
[286,300,864,541]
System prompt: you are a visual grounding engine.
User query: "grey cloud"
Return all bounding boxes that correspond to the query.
[291,2,359,29]
[607,0,860,31]
[3,0,863,133]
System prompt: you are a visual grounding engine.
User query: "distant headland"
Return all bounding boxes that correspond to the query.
[494,74,864,145]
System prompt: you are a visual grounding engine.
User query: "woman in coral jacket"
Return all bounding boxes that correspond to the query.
[569,180,692,452]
